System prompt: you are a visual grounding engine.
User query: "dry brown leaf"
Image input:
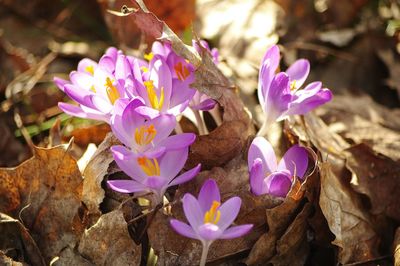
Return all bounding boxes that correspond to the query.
[0,142,85,263]
[319,94,400,160]
[394,227,400,266]
[345,144,400,222]
[319,161,380,264]
[65,123,111,147]
[0,213,45,266]
[82,133,120,223]
[77,209,141,266]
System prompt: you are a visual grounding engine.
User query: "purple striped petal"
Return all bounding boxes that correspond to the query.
[107,180,148,193]
[58,102,109,122]
[277,145,308,179]
[159,147,189,178]
[182,193,203,230]
[249,158,268,196]
[220,224,253,239]
[170,219,198,239]
[285,83,333,116]
[198,179,221,213]
[158,133,196,151]
[286,59,310,89]
[63,84,96,109]
[169,164,201,187]
[54,77,69,92]
[217,197,241,231]
[111,145,148,182]
[266,172,292,197]
[248,137,277,174]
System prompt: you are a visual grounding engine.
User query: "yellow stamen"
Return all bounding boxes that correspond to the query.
[144,52,154,61]
[134,124,157,145]
[141,66,149,73]
[290,80,297,91]
[85,65,94,75]
[174,62,190,81]
[203,201,221,224]
[137,157,160,176]
[90,85,96,93]
[104,77,120,105]
[144,80,164,111]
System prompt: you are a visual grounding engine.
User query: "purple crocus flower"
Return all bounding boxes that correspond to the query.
[257,45,332,135]
[108,142,201,205]
[54,47,131,123]
[111,98,196,157]
[248,137,308,197]
[170,179,253,266]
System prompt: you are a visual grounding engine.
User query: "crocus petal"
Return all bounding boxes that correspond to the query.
[261,45,280,72]
[58,102,109,122]
[149,57,172,110]
[150,114,177,145]
[98,55,116,73]
[110,145,148,182]
[266,172,292,197]
[169,164,201,187]
[77,58,98,74]
[115,54,132,81]
[220,224,253,239]
[262,72,292,123]
[70,71,93,90]
[182,193,204,230]
[159,147,188,178]
[63,84,96,109]
[277,145,308,179]
[158,133,196,151]
[217,197,242,231]
[54,77,69,92]
[249,159,268,196]
[198,179,221,213]
[143,176,168,190]
[285,84,333,116]
[135,106,160,119]
[248,137,277,173]
[107,180,148,193]
[170,219,198,239]
[90,94,113,114]
[197,223,223,241]
[286,59,310,89]
[141,146,166,159]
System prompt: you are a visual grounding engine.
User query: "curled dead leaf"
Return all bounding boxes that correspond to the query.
[81,133,120,223]
[0,213,45,266]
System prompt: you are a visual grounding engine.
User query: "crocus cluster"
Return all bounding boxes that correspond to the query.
[257,45,332,136]
[248,44,331,198]
[54,41,220,205]
[55,39,329,265]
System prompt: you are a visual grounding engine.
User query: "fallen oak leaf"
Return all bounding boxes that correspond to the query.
[319,161,380,264]
[0,141,86,263]
[345,143,400,222]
